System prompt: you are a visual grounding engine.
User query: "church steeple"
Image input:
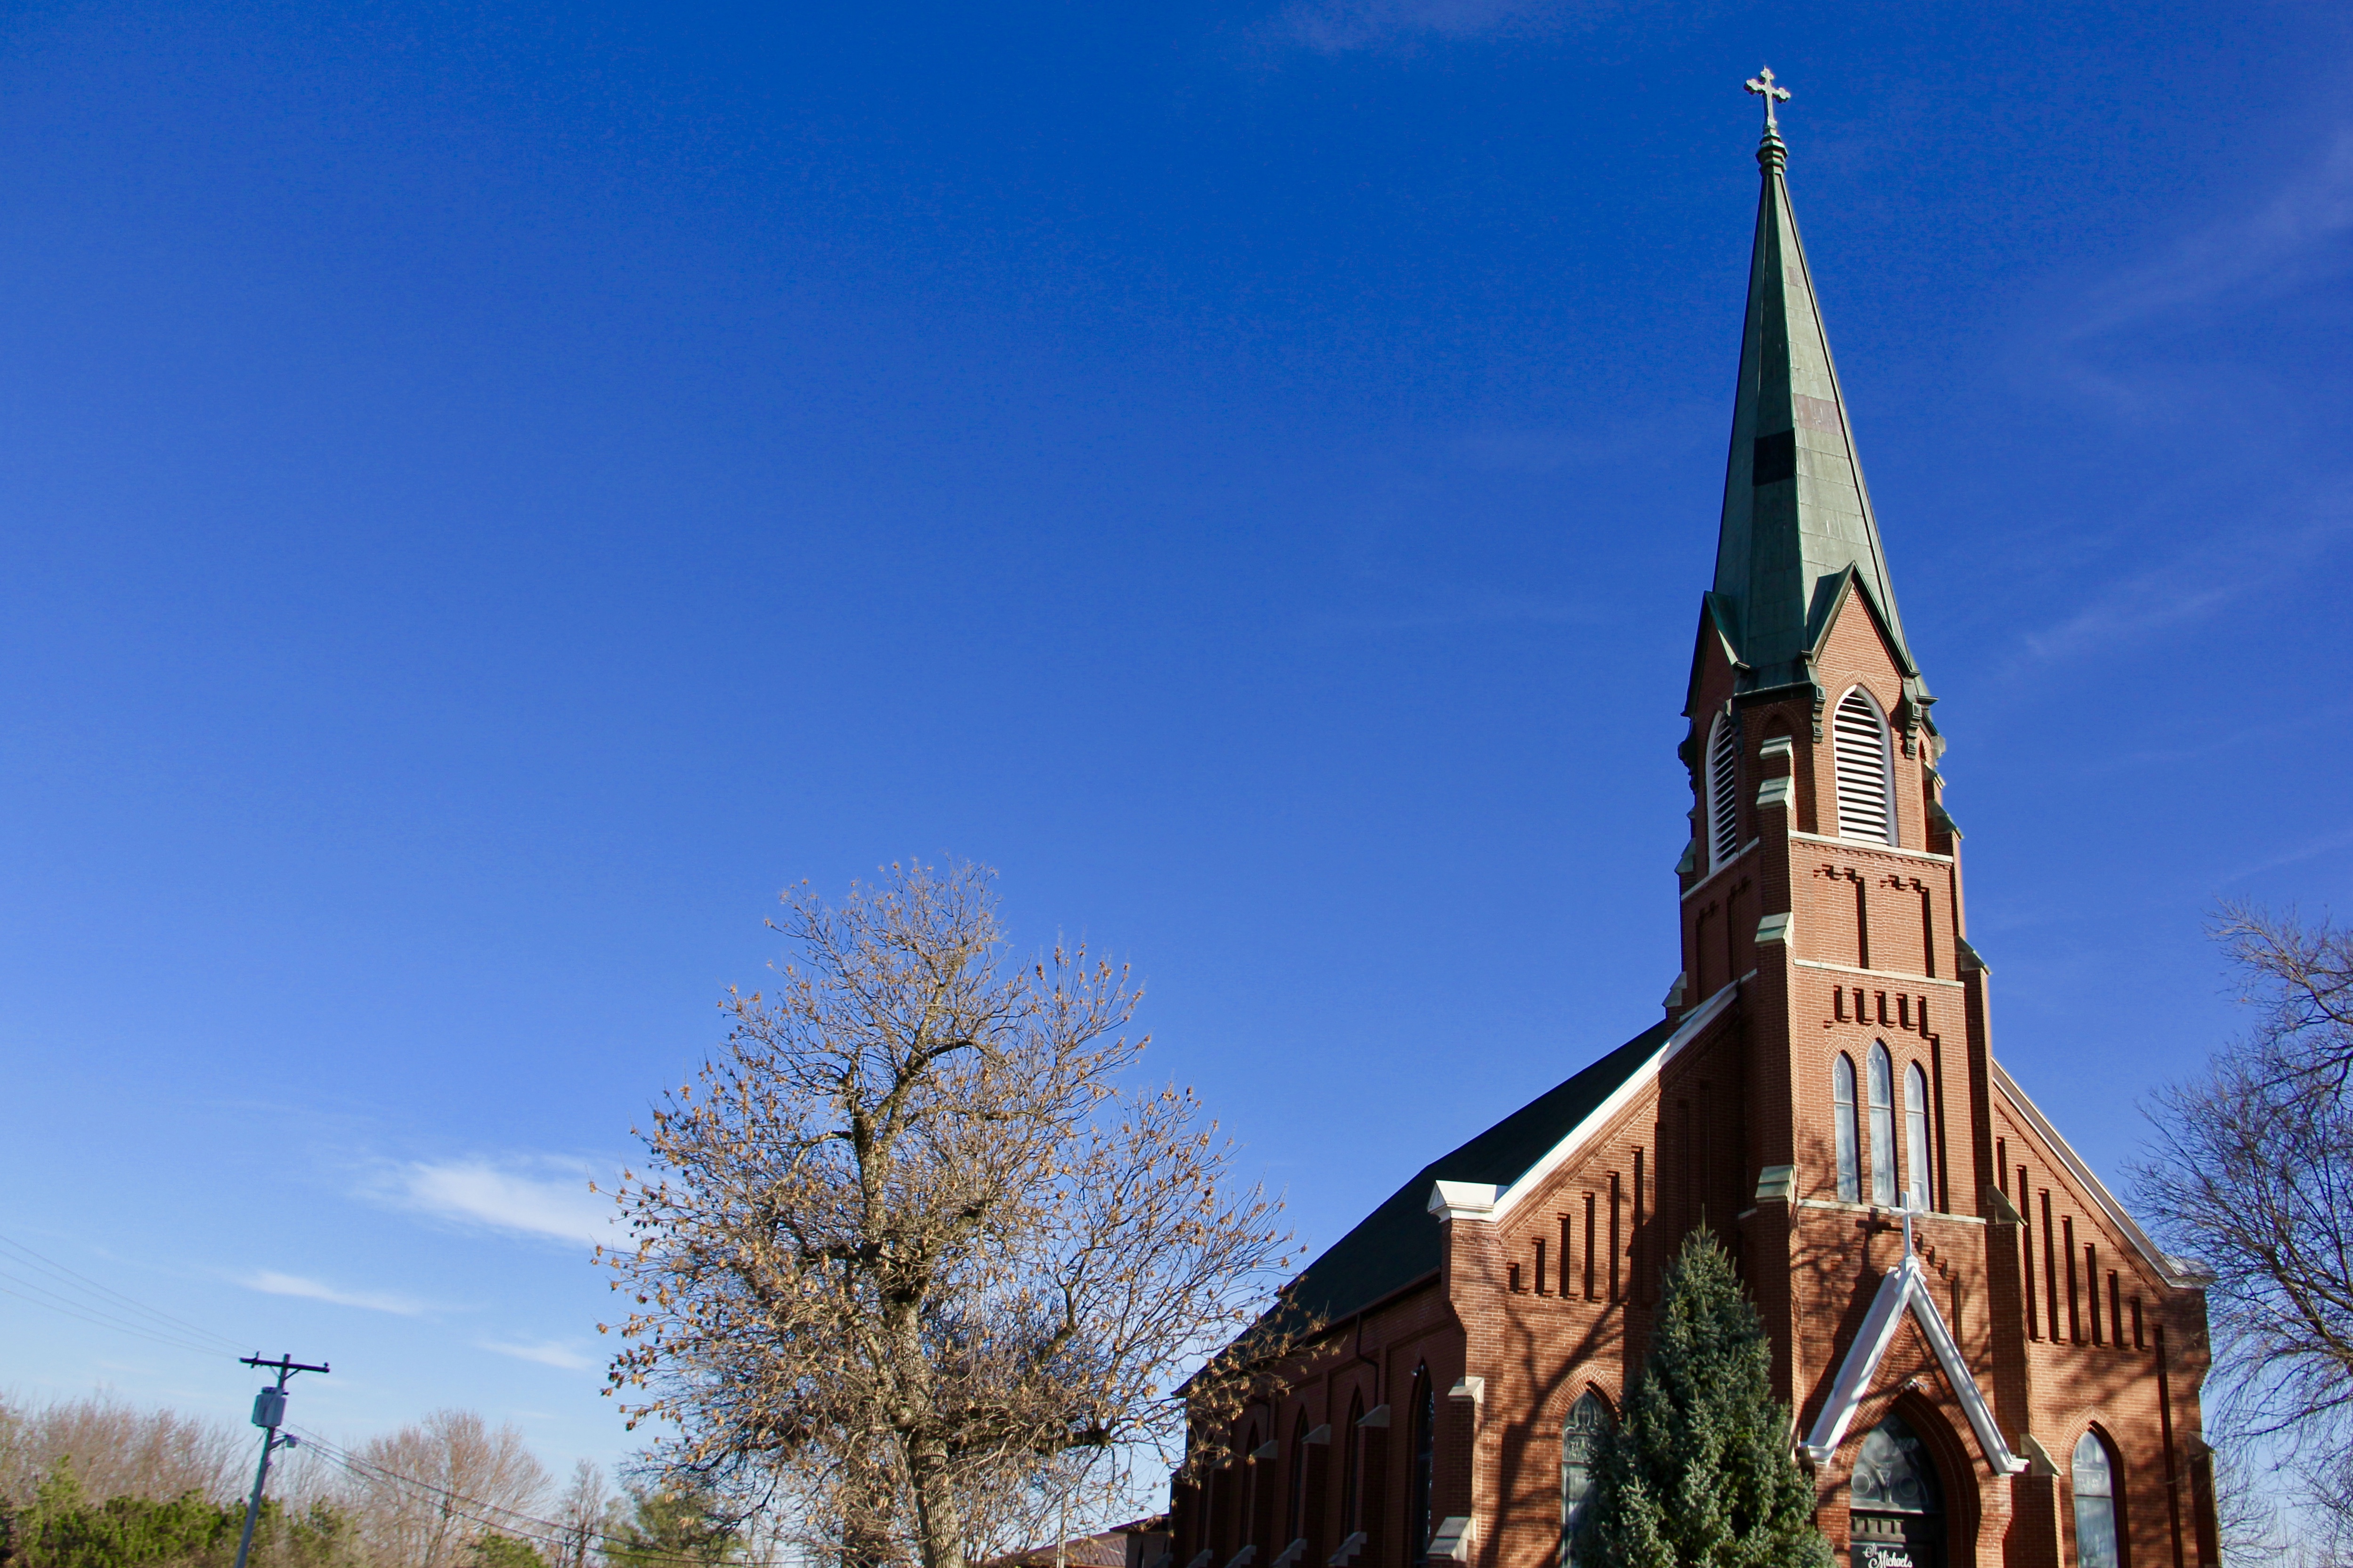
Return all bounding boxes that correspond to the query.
[1704,86,1925,713]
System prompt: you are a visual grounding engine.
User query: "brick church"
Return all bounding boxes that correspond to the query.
[1167,95,2222,1568]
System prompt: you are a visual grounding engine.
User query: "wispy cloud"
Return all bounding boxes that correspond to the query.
[380,1156,617,1247]
[480,1338,594,1371]
[1267,0,1606,54]
[2071,128,2353,340]
[245,1270,432,1317]
[2213,828,2353,888]
[2009,508,2353,667]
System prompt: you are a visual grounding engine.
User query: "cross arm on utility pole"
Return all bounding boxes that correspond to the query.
[234,1353,330,1568]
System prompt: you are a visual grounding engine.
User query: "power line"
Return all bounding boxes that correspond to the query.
[0,1230,252,1350]
[290,1425,788,1568]
[0,1273,230,1358]
[0,1228,252,1357]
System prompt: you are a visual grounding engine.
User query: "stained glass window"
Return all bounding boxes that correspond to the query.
[2071,1431,2120,1568]
[1559,1392,1611,1566]
[1905,1062,1934,1211]
[1834,1053,1860,1202]
[1868,1043,1896,1207]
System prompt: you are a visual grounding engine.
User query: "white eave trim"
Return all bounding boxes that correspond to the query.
[1438,980,1742,1226]
[1991,1059,2207,1289]
[1801,1248,2027,1477]
[1427,1181,1501,1222]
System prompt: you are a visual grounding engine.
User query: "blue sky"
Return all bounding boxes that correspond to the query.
[2,0,2349,1483]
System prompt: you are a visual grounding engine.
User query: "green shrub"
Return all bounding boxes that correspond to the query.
[1579,1231,1833,1568]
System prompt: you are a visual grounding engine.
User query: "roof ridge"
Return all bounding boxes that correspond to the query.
[1279,1015,1676,1322]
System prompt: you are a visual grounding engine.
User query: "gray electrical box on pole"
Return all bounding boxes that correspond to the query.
[233,1353,329,1568]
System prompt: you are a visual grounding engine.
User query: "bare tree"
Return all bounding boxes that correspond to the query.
[0,1391,246,1508]
[551,1459,613,1568]
[2138,903,2353,1551]
[2211,900,2353,1091]
[346,1409,552,1568]
[603,861,1302,1568]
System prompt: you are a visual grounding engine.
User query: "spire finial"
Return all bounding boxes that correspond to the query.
[1744,66,1791,171]
[1744,66,1790,129]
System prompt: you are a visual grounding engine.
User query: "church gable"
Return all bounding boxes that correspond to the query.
[1990,1060,2203,1342]
[1279,1016,1677,1325]
[1476,988,1746,1308]
[1172,94,2219,1568]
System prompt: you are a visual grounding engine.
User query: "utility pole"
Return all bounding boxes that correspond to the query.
[233,1352,330,1568]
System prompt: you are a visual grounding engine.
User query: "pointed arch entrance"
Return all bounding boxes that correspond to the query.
[1849,1412,1944,1567]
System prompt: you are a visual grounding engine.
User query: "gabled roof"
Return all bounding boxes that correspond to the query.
[1801,1222,2028,1476]
[1282,1015,1678,1324]
[1709,125,1921,702]
[1992,1059,2209,1289]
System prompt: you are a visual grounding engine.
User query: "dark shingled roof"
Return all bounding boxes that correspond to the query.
[1285,1016,1675,1324]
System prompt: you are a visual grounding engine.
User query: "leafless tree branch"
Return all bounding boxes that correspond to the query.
[603,861,1310,1568]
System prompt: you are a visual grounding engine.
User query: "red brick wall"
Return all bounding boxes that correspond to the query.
[1182,588,2216,1568]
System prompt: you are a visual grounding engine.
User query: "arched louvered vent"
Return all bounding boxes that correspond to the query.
[1707,715,1741,870]
[1833,688,1895,845]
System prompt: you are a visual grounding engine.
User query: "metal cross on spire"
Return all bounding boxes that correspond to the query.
[1744,66,1790,131]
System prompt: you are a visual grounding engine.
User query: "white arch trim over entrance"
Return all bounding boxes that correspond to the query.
[1801,1228,2028,1477]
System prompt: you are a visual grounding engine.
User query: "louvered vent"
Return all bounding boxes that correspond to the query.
[1708,716,1741,869]
[1834,688,1894,844]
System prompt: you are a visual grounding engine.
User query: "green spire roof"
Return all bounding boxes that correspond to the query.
[1705,125,1921,702]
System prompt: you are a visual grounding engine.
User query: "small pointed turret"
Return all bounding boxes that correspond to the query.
[1706,85,1924,712]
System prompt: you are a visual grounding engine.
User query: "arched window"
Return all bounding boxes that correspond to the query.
[1340,1392,1364,1537]
[1707,713,1741,871]
[2071,1431,2122,1568]
[1904,1063,1934,1212]
[1867,1043,1897,1207]
[1559,1391,1612,1566]
[1850,1414,1943,1559]
[1833,687,1896,846]
[1287,1410,1310,1548]
[1407,1367,1436,1565]
[1833,1054,1860,1202]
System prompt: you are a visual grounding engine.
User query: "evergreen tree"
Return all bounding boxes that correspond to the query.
[1578,1231,1831,1568]
[0,1455,357,1568]
[601,1481,744,1568]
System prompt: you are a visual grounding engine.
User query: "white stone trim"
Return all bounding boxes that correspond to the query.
[1792,958,1967,992]
[1477,980,1744,1225]
[1800,1246,2027,1476]
[1787,831,1953,865]
[1427,1181,1501,1222]
[1680,839,1761,902]
[1991,1060,2207,1288]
